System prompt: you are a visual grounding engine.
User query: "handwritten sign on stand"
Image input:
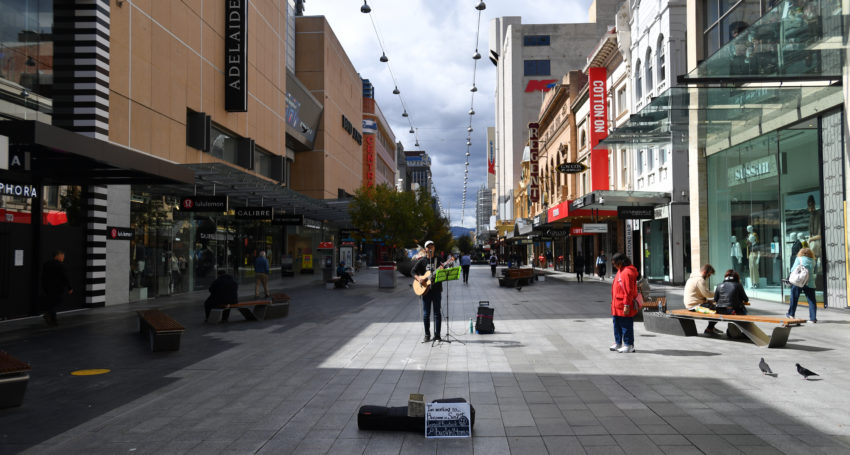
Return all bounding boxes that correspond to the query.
[425,402,471,438]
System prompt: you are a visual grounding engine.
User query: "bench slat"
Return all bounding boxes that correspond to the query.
[669,309,806,326]
[227,300,270,308]
[138,310,185,332]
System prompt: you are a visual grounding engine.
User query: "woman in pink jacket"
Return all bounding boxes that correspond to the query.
[610,253,639,353]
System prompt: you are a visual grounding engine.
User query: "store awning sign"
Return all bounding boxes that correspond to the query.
[0,182,37,198]
[234,207,272,219]
[106,226,134,240]
[273,213,303,225]
[582,223,608,233]
[318,242,334,249]
[557,162,587,173]
[617,206,654,219]
[180,196,228,212]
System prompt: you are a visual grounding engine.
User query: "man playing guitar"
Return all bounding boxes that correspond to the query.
[413,240,448,343]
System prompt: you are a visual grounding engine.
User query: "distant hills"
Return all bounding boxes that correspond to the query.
[451,226,474,238]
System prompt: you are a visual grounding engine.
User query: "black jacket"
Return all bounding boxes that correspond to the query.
[574,255,585,269]
[208,274,238,307]
[42,259,71,296]
[714,278,749,314]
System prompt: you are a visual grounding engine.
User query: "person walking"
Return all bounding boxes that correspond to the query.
[460,252,472,284]
[596,250,607,280]
[684,264,723,335]
[610,253,639,353]
[413,241,443,342]
[254,250,270,298]
[714,269,749,316]
[489,253,498,277]
[787,248,818,322]
[574,253,585,282]
[41,250,73,326]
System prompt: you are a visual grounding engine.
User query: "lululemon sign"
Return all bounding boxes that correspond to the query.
[588,67,609,191]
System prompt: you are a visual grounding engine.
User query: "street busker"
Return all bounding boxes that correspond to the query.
[610,253,639,353]
[413,240,443,342]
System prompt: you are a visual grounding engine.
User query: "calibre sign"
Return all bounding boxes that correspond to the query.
[225,0,247,112]
[557,163,587,173]
[528,122,540,203]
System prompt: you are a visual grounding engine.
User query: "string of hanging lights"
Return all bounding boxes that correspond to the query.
[460,0,487,225]
[360,0,421,148]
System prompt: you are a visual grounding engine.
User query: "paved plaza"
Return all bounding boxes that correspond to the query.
[1,266,849,454]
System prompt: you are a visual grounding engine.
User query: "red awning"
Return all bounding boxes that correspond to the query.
[547,200,617,222]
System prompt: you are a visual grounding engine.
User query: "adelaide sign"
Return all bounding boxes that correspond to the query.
[225,0,247,112]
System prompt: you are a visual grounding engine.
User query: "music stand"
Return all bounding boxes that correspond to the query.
[434,266,463,344]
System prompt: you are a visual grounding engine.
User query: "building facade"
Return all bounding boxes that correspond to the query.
[361,79,397,189]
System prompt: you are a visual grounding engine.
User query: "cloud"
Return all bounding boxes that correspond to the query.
[304,0,594,228]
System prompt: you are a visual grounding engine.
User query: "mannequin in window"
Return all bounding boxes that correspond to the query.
[789,232,802,265]
[730,235,743,274]
[746,225,760,288]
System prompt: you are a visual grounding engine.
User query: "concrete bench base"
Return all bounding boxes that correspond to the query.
[0,373,30,409]
[642,312,698,337]
[264,302,290,319]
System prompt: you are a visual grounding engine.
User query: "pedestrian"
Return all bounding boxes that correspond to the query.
[254,250,270,298]
[574,252,585,282]
[786,248,817,322]
[413,240,444,342]
[714,269,749,316]
[41,250,73,326]
[610,252,639,353]
[596,250,607,280]
[489,252,498,277]
[205,269,237,322]
[685,264,723,335]
[460,252,471,283]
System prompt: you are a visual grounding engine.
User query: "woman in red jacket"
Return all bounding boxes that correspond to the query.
[610,252,639,353]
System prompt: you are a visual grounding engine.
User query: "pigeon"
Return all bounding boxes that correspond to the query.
[516,286,522,292]
[796,363,819,380]
[758,358,773,375]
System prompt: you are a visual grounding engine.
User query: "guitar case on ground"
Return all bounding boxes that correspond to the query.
[357,397,476,432]
[475,301,495,334]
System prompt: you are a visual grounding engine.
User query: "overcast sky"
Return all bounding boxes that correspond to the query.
[305,0,595,228]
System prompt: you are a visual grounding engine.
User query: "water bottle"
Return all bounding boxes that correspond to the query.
[469,318,474,334]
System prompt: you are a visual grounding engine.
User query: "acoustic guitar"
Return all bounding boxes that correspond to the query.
[412,257,455,296]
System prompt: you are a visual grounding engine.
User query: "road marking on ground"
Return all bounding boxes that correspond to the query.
[71,369,111,376]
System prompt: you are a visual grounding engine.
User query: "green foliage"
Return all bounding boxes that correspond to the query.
[456,234,473,254]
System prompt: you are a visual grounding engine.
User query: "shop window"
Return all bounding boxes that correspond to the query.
[635,60,643,99]
[523,35,550,46]
[616,86,627,115]
[254,147,273,178]
[657,35,666,84]
[0,2,54,100]
[648,147,655,170]
[645,48,653,95]
[637,149,644,175]
[209,125,238,163]
[524,59,551,76]
[620,149,628,186]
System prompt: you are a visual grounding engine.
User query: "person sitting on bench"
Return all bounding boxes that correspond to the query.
[713,269,749,316]
[205,270,238,322]
[336,261,355,287]
[685,264,722,335]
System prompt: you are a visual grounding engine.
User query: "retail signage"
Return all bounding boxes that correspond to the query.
[342,115,363,145]
[180,196,227,212]
[617,206,654,219]
[318,242,334,249]
[727,155,777,186]
[557,162,586,173]
[339,228,359,239]
[224,0,247,112]
[588,67,609,191]
[488,138,495,175]
[0,182,37,198]
[362,119,378,132]
[546,229,568,237]
[524,79,557,93]
[528,122,540,203]
[303,218,322,229]
[363,135,376,187]
[7,150,30,171]
[582,223,608,233]
[106,226,134,240]
[273,213,303,225]
[654,205,669,220]
[625,223,633,262]
[234,207,272,219]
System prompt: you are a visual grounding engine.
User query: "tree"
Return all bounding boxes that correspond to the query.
[456,234,473,254]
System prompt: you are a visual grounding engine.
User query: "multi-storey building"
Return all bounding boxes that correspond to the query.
[404,150,432,193]
[361,79,396,189]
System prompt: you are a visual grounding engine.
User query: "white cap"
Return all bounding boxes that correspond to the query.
[424,240,434,248]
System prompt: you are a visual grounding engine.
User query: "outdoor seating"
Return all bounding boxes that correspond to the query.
[207,299,270,323]
[137,310,185,352]
[663,309,807,348]
[498,268,534,287]
[0,350,31,409]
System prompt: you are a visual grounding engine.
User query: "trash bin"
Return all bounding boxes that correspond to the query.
[378,262,396,288]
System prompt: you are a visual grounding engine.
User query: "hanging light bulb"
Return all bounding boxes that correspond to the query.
[393,86,400,95]
[467,126,473,132]
[402,110,408,117]
[415,140,420,147]
[465,161,469,166]
[469,108,475,115]
[470,84,478,93]
[472,50,481,60]
[475,1,486,11]
[409,128,414,134]
[361,0,371,13]
[466,140,471,146]
[380,52,388,63]
[466,151,470,156]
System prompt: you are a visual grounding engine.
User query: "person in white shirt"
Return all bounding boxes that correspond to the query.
[684,264,722,335]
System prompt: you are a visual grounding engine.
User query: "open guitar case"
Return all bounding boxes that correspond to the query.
[357,398,475,433]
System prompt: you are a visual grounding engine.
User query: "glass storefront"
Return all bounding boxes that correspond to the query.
[0,0,53,98]
[642,218,670,281]
[707,118,823,303]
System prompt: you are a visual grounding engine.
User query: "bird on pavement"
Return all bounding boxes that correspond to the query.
[796,363,819,380]
[516,286,522,292]
[758,358,775,376]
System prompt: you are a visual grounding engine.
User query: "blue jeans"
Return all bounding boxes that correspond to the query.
[613,316,634,346]
[789,285,817,321]
[422,291,442,337]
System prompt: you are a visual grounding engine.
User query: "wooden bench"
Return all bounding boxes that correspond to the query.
[499,268,534,287]
[137,310,185,352]
[0,351,31,409]
[266,293,291,319]
[207,299,270,323]
[666,309,807,348]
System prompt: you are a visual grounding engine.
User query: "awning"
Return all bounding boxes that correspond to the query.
[548,199,618,222]
[571,190,670,211]
[0,120,195,185]
[154,162,353,227]
[515,218,533,236]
